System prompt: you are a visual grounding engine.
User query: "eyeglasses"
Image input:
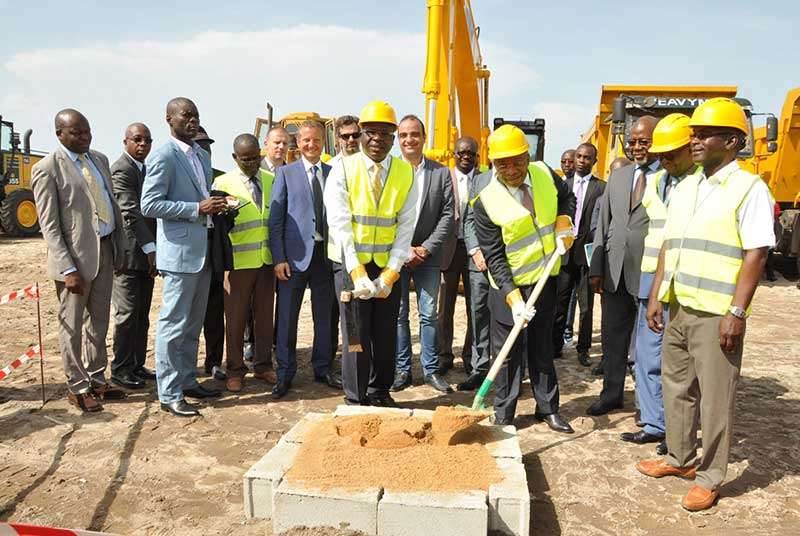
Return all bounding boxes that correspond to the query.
[455,150,477,157]
[690,130,732,141]
[627,139,652,147]
[126,136,153,144]
[362,129,394,140]
[339,132,361,140]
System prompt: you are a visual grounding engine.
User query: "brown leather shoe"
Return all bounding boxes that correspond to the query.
[252,370,277,384]
[682,485,719,511]
[226,376,244,392]
[635,458,697,479]
[91,384,127,400]
[68,392,103,413]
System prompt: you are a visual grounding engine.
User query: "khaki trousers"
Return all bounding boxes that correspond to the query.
[223,265,275,378]
[662,302,743,490]
[55,239,114,394]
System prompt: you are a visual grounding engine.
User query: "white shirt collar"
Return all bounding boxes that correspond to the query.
[361,151,392,170]
[701,160,739,185]
[402,155,425,173]
[492,169,531,193]
[455,167,474,180]
[236,166,258,183]
[60,143,83,162]
[171,136,199,155]
[301,155,322,174]
[574,172,591,182]
[124,151,144,171]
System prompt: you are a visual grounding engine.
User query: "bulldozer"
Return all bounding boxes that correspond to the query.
[0,115,45,236]
[253,103,337,164]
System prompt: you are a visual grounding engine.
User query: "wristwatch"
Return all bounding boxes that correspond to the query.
[728,305,747,319]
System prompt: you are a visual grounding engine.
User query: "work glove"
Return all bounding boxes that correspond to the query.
[372,267,400,299]
[555,214,575,255]
[506,288,536,327]
[350,264,377,300]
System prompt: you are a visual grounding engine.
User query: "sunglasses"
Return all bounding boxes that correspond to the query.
[455,150,477,157]
[627,139,652,147]
[362,129,394,140]
[339,132,361,140]
[691,130,733,141]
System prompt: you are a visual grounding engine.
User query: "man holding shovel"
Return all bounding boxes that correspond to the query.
[471,125,576,432]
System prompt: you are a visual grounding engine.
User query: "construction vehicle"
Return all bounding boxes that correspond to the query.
[0,115,45,236]
[253,103,337,164]
[421,0,545,168]
[581,85,778,179]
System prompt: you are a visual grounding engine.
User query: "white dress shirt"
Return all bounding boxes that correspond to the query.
[171,136,211,227]
[492,169,533,206]
[123,152,156,255]
[404,156,427,229]
[454,167,473,239]
[324,152,419,273]
[302,155,325,241]
[632,160,661,193]
[572,172,591,233]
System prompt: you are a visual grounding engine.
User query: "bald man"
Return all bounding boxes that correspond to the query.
[31,109,128,412]
[587,116,661,415]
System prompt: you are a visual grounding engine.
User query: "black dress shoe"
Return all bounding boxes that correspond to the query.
[160,400,200,417]
[437,356,454,375]
[133,366,157,381]
[314,371,343,389]
[184,385,222,399]
[111,374,146,390]
[656,440,668,456]
[535,413,574,434]
[271,381,291,399]
[366,395,398,408]
[457,373,486,392]
[391,371,412,392]
[586,400,623,416]
[620,430,664,444]
[424,373,453,393]
[461,356,472,375]
[591,361,605,376]
[578,352,591,367]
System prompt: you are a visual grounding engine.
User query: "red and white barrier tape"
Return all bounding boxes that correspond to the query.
[0,522,117,535]
[0,283,39,305]
[0,345,40,381]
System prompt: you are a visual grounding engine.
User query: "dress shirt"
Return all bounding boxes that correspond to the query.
[492,169,532,206]
[260,157,278,173]
[124,152,156,255]
[302,155,325,241]
[324,151,418,273]
[171,136,211,227]
[692,161,775,249]
[403,156,427,229]
[572,172,590,233]
[454,167,473,239]
[632,160,661,193]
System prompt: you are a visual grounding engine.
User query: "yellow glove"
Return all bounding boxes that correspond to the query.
[555,214,575,251]
[350,264,376,299]
[372,268,400,299]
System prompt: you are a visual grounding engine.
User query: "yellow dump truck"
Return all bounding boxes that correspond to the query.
[0,115,45,236]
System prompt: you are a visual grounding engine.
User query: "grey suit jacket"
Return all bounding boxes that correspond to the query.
[111,153,156,272]
[410,158,454,269]
[463,170,492,272]
[590,163,658,295]
[31,147,125,281]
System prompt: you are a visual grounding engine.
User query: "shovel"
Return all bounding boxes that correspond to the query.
[339,275,373,352]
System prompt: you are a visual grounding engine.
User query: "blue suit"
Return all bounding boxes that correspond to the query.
[141,139,213,404]
[268,158,334,383]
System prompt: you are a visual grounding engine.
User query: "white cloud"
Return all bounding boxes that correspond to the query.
[532,101,597,165]
[2,25,540,169]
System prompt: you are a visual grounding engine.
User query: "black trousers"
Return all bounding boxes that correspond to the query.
[491,277,559,421]
[336,262,401,404]
[437,239,473,366]
[599,274,637,406]
[203,273,225,372]
[552,262,594,354]
[111,269,155,377]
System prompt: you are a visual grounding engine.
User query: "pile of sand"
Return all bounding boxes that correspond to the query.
[284,408,502,492]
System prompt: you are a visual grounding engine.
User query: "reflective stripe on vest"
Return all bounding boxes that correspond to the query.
[335,154,413,267]
[212,169,274,269]
[657,167,760,315]
[476,162,560,288]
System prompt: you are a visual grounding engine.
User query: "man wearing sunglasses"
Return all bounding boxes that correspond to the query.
[329,115,361,167]
[637,98,774,511]
[588,116,661,417]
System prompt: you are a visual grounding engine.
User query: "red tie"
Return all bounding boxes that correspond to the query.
[521,183,535,217]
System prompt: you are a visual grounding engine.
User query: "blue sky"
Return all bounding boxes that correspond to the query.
[2,0,797,168]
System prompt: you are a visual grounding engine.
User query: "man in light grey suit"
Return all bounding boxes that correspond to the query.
[141,97,228,417]
[392,115,455,394]
[31,109,127,413]
[588,116,661,415]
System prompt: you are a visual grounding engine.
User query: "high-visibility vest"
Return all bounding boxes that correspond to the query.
[475,162,560,288]
[329,154,413,267]
[657,166,761,315]
[212,169,274,269]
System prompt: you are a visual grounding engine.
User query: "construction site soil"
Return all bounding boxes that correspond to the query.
[1,236,799,535]
[284,411,502,492]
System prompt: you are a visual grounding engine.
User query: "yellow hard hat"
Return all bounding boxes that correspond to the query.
[320,152,332,163]
[359,101,397,126]
[689,97,748,134]
[649,113,692,154]
[488,124,529,160]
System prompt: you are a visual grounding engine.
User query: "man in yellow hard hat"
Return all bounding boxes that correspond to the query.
[324,101,418,407]
[471,124,576,432]
[637,98,775,511]
[619,114,698,452]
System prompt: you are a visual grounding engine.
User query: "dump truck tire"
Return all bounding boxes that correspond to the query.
[0,189,40,237]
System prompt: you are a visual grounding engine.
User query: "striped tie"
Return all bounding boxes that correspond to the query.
[371,162,383,204]
[77,154,112,223]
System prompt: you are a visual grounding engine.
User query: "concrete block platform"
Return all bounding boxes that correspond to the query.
[378,490,487,536]
[484,424,523,462]
[489,459,530,536]
[281,411,329,444]
[243,439,301,519]
[273,481,382,535]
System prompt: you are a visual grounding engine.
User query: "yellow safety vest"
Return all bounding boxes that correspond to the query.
[329,154,414,267]
[475,162,560,288]
[213,169,274,269]
[657,166,761,315]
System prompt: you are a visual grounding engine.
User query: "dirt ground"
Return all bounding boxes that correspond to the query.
[1,235,798,535]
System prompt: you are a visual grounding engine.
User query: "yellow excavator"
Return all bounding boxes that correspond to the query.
[0,115,45,236]
[253,103,337,164]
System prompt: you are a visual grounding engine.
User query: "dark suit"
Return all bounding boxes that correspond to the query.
[473,166,576,421]
[110,153,156,379]
[552,174,605,356]
[396,159,454,377]
[590,161,660,406]
[269,158,334,383]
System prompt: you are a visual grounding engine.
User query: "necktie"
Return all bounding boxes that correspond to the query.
[77,154,112,223]
[574,178,586,233]
[249,176,263,210]
[312,165,324,237]
[631,166,648,210]
[371,162,383,204]
[141,163,146,178]
[520,183,535,217]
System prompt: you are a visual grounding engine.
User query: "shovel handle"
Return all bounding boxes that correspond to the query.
[340,287,372,302]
